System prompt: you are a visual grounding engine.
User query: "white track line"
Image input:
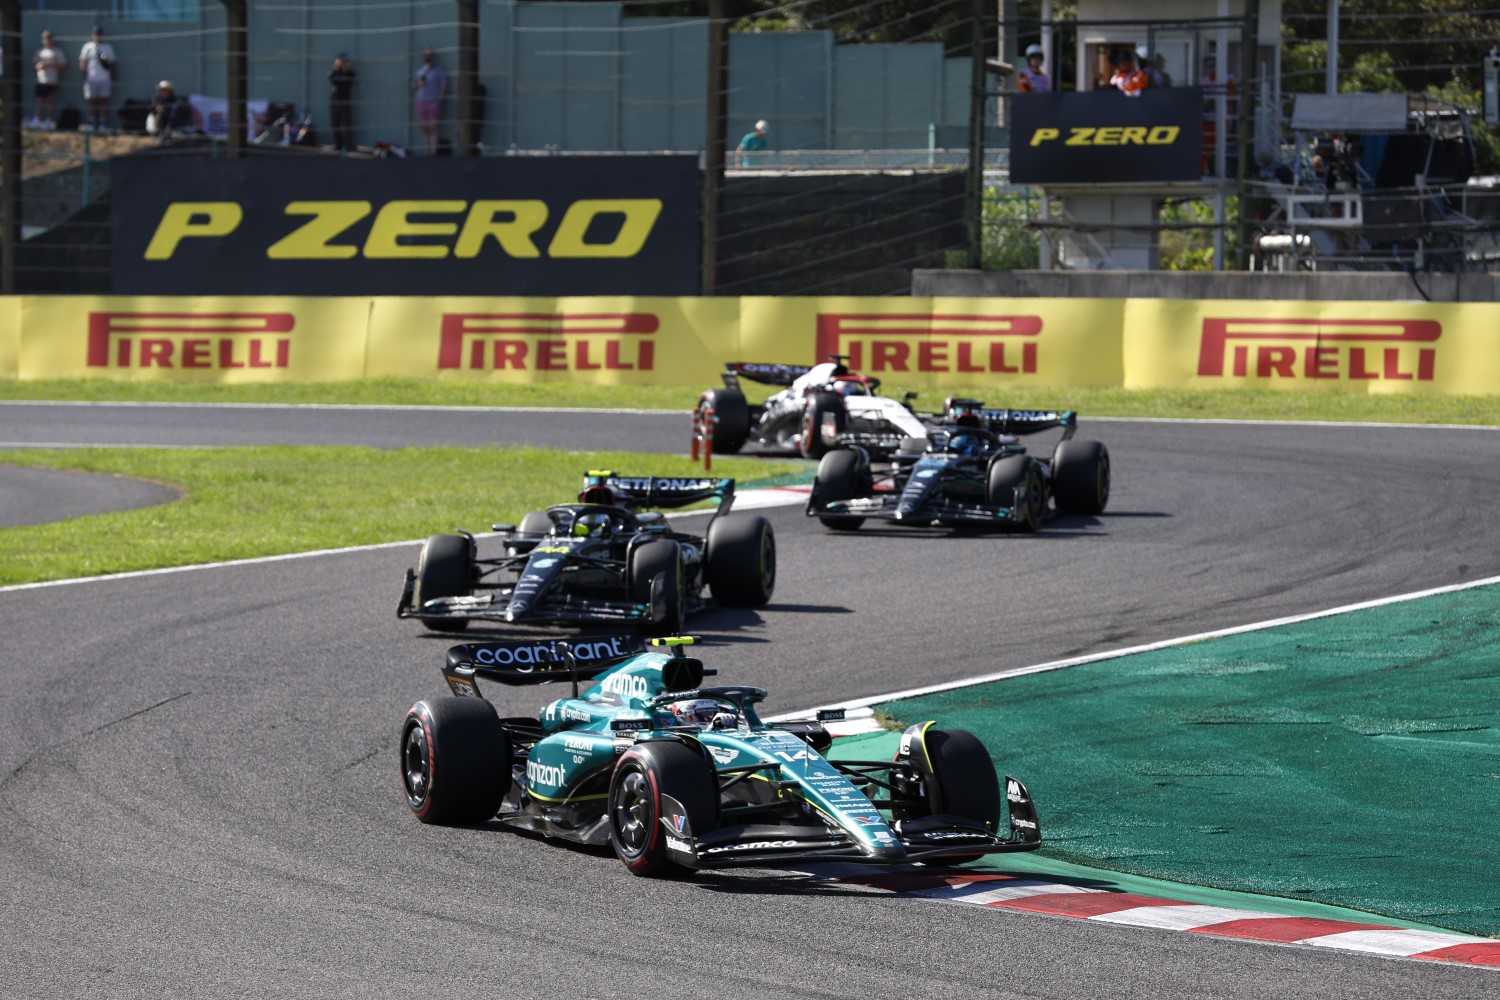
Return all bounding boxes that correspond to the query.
[767,572,1500,725]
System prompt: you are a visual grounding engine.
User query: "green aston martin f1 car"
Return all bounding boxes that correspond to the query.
[400,636,1041,876]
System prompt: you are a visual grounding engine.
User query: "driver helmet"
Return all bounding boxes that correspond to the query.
[953,412,983,429]
[946,432,986,458]
[666,698,738,731]
[828,377,870,397]
[578,484,617,506]
[1025,43,1044,59]
[572,511,612,538]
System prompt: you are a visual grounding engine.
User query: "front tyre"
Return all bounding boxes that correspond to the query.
[799,392,848,460]
[1051,439,1110,515]
[812,448,870,531]
[705,515,776,606]
[608,741,719,877]
[913,727,1000,865]
[414,533,474,632]
[629,540,685,636]
[986,456,1044,532]
[400,697,511,825]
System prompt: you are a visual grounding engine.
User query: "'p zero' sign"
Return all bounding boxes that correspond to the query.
[111,156,701,296]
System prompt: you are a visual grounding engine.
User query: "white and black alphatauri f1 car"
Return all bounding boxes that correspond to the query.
[805,403,1110,531]
[397,472,774,635]
[690,356,932,462]
[400,635,1043,877]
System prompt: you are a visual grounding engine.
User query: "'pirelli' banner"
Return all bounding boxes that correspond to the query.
[1122,299,1500,395]
[18,296,369,381]
[8,294,1500,395]
[1009,88,1204,184]
[109,155,700,296]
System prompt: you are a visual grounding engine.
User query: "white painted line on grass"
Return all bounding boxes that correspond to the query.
[0,400,685,415]
[767,572,1500,724]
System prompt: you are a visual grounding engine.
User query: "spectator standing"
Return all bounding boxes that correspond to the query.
[78,25,117,133]
[1017,44,1052,94]
[1109,49,1148,97]
[1137,45,1164,89]
[736,119,768,167]
[411,47,446,156]
[328,53,355,152]
[31,30,67,129]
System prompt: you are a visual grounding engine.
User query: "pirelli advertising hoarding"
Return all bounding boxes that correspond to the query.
[365,296,741,384]
[740,297,1125,389]
[0,297,18,378]
[1122,299,1500,395]
[109,155,700,296]
[1009,88,1203,185]
[17,296,370,381]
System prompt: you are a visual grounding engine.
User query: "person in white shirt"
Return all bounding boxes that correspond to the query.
[31,30,68,129]
[78,24,117,133]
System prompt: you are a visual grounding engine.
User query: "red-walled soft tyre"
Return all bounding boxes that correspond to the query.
[400,697,510,825]
[608,742,718,877]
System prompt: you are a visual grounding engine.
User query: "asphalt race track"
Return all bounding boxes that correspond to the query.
[2,403,1498,998]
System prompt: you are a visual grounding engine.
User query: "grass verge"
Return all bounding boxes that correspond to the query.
[4,378,1499,426]
[0,446,804,586]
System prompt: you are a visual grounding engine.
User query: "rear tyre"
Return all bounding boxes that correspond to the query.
[705,515,776,606]
[414,534,473,632]
[798,392,847,460]
[985,457,1043,532]
[400,697,512,825]
[812,448,870,531]
[698,388,750,455]
[1052,439,1110,515]
[628,540,684,636]
[917,728,1000,865]
[609,741,719,876]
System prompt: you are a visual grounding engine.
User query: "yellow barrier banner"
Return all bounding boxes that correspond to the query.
[739,296,1125,389]
[18,296,370,381]
[1123,298,1500,395]
[366,296,741,384]
[0,297,19,378]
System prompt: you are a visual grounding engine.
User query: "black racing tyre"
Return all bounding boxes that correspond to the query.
[400,697,511,825]
[1052,439,1111,515]
[414,533,473,632]
[705,515,776,606]
[798,391,848,460]
[919,728,1001,865]
[986,456,1044,532]
[699,388,750,455]
[628,540,684,636]
[608,741,719,877]
[812,448,870,531]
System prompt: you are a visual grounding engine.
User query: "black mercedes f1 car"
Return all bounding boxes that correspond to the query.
[397,472,775,634]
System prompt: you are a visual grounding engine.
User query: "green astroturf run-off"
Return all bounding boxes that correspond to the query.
[884,584,1500,937]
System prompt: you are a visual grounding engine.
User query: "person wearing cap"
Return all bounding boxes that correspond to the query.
[736,119,769,167]
[31,30,68,130]
[78,24,117,133]
[148,79,183,141]
[1017,43,1051,93]
[328,52,356,152]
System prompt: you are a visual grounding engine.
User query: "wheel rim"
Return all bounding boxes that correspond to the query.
[612,768,653,857]
[1026,469,1044,526]
[1096,455,1111,508]
[402,722,431,809]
